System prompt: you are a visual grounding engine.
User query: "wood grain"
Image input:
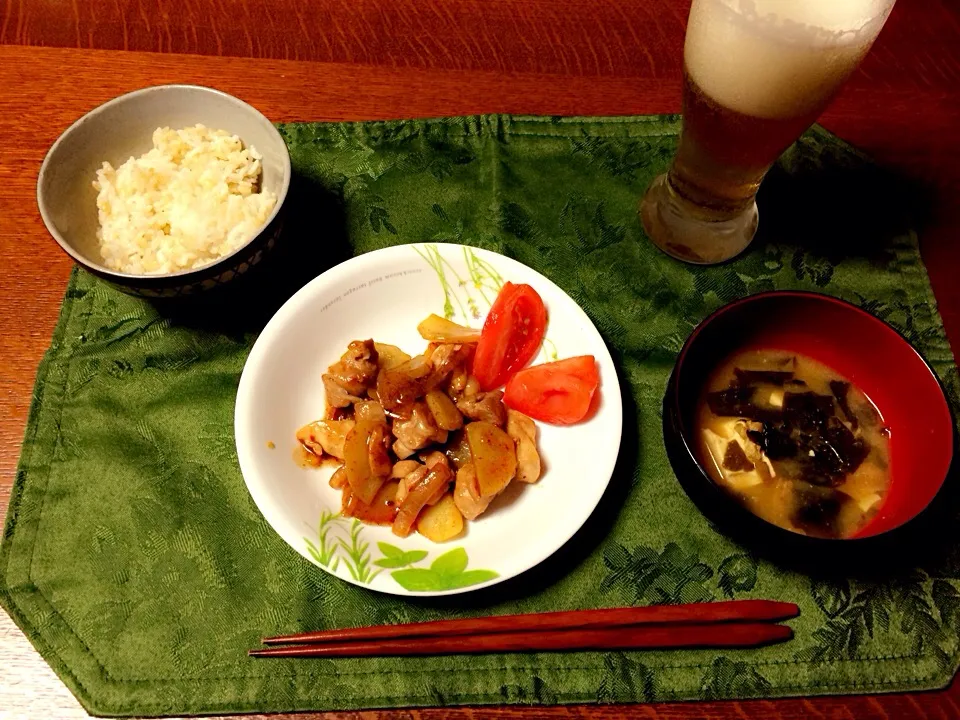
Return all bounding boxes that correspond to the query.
[2,0,959,94]
[2,0,960,717]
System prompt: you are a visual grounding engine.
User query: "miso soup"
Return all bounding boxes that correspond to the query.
[695,349,891,539]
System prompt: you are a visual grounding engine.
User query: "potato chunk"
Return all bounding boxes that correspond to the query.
[417,493,465,542]
[466,421,517,497]
[374,343,411,371]
[417,314,481,343]
[425,389,464,431]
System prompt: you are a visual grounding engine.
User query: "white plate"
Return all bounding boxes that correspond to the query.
[235,243,623,596]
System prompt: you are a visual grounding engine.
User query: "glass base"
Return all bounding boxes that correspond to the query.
[639,174,759,265]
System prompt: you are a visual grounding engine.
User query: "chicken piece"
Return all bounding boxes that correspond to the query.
[367,423,393,478]
[463,375,481,399]
[420,450,451,470]
[355,400,387,424]
[453,463,492,520]
[391,459,422,479]
[427,344,474,388]
[325,405,351,421]
[329,466,348,489]
[447,366,470,401]
[322,340,380,407]
[296,419,356,460]
[394,457,450,506]
[334,340,380,388]
[506,410,541,484]
[394,465,427,506]
[418,453,452,506]
[392,463,453,537]
[457,390,507,427]
[323,374,364,408]
[392,438,417,459]
[391,401,449,452]
[377,355,433,416]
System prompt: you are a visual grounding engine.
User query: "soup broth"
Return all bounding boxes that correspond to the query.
[695,349,891,539]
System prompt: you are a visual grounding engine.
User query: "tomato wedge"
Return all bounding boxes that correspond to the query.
[473,282,547,391]
[503,356,600,425]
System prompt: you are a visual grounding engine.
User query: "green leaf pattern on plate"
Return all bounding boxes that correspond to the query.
[304,513,381,583]
[391,548,499,592]
[303,510,342,572]
[306,518,498,590]
[373,542,428,569]
[337,519,381,584]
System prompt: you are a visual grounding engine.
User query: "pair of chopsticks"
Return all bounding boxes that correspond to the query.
[249,599,798,658]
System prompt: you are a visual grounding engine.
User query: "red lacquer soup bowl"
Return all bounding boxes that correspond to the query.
[663,291,956,555]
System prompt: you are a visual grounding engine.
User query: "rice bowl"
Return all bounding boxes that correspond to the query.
[37,84,291,297]
[93,124,277,275]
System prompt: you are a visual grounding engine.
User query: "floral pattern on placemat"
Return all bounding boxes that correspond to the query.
[1,115,959,716]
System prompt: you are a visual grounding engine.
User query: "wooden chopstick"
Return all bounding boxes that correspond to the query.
[262,599,799,646]
[249,622,793,658]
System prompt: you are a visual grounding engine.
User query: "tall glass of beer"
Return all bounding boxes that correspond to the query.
[640,0,897,264]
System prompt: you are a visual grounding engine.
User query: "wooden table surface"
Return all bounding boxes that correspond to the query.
[2,1,960,718]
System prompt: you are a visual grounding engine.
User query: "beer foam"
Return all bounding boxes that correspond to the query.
[685,0,895,119]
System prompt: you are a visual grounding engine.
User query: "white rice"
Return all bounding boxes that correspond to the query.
[93,124,277,275]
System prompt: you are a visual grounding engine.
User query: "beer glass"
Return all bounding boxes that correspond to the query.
[640,0,897,264]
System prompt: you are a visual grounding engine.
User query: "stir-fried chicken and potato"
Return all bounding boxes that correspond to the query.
[297,326,543,542]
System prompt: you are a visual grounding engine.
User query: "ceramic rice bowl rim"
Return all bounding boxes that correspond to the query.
[36,83,291,283]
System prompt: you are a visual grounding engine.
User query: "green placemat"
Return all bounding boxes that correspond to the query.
[3,115,960,717]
